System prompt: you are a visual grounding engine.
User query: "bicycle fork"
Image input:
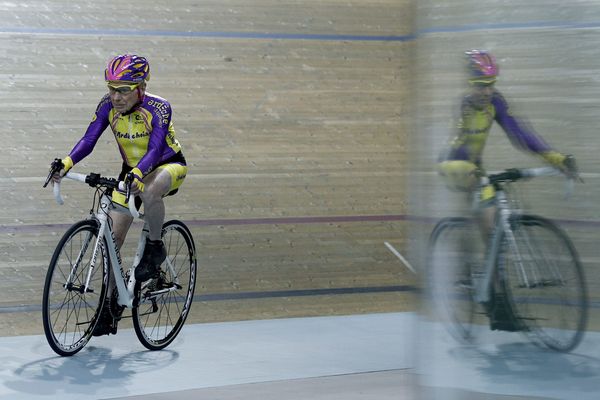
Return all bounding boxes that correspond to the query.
[64,230,95,294]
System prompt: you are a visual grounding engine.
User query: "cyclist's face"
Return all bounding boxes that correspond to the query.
[470,83,494,108]
[108,83,144,113]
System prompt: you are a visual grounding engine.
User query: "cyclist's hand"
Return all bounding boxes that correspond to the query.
[44,157,73,187]
[127,167,145,195]
[561,154,583,182]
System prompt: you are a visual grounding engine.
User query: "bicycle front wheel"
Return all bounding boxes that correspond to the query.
[42,219,109,356]
[133,220,197,350]
[427,217,484,344]
[501,215,588,352]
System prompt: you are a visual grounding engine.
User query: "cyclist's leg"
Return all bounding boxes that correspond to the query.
[136,162,187,281]
[110,209,134,249]
[475,184,496,240]
[472,184,503,324]
[139,168,172,241]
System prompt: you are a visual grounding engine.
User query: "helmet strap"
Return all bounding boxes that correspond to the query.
[136,85,145,103]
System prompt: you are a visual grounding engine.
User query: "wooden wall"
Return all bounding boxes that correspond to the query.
[0,0,414,335]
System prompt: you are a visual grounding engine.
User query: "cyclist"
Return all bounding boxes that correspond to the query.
[50,54,188,335]
[438,49,577,234]
[437,49,578,330]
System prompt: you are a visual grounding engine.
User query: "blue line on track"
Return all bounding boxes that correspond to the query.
[0,26,413,42]
[416,20,600,35]
[2,19,600,42]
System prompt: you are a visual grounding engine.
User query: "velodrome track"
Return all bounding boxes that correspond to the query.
[2,0,600,399]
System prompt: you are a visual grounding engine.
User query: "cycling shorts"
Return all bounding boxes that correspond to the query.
[438,160,495,205]
[112,152,187,207]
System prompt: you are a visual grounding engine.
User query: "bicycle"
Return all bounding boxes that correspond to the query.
[42,164,197,356]
[428,166,588,352]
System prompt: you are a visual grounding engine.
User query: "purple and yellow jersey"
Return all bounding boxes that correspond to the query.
[67,93,182,176]
[443,90,553,166]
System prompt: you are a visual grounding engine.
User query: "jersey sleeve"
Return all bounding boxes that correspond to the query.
[68,95,111,164]
[135,99,172,175]
[492,92,552,154]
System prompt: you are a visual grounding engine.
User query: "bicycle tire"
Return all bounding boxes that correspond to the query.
[427,217,483,344]
[500,214,588,352]
[132,220,197,350]
[42,219,110,356]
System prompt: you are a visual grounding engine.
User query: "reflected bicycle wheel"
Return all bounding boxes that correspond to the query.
[428,217,485,343]
[501,215,588,352]
[132,220,197,350]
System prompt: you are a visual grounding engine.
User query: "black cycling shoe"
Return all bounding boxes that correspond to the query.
[92,289,124,337]
[487,292,522,332]
[135,239,167,282]
[92,304,117,336]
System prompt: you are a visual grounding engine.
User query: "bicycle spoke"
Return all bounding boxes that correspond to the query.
[133,221,196,350]
[43,220,108,356]
[502,215,587,352]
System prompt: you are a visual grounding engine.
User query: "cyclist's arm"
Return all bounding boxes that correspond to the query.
[67,96,111,165]
[492,92,565,165]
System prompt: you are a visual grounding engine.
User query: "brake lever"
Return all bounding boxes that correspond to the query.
[43,158,63,188]
[124,172,133,200]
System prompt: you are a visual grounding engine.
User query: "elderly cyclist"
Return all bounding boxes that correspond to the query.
[50,54,188,335]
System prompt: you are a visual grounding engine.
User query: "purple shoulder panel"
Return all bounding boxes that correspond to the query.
[68,95,112,164]
[492,91,551,153]
[135,94,176,175]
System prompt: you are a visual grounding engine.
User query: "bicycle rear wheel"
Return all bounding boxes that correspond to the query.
[133,220,197,350]
[42,219,109,356]
[501,215,588,352]
[428,217,484,343]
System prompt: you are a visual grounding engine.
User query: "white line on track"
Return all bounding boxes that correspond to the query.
[384,241,416,274]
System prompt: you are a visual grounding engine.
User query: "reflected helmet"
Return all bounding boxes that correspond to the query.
[104,54,150,83]
[465,50,498,84]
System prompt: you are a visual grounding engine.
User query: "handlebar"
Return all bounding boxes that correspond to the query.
[486,166,560,184]
[52,171,140,218]
[484,166,575,198]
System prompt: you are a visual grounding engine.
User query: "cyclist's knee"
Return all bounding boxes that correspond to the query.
[438,160,479,191]
[140,184,167,204]
[110,213,133,247]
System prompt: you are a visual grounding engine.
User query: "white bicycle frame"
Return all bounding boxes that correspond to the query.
[471,166,565,304]
[54,171,152,309]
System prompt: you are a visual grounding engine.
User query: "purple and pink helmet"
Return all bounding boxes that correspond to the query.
[465,50,498,83]
[104,54,150,83]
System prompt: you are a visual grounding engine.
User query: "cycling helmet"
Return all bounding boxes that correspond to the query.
[105,54,150,83]
[465,50,498,84]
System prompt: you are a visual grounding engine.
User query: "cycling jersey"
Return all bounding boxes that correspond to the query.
[67,93,183,176]
[441,89,554,166]
[438,89,565,203]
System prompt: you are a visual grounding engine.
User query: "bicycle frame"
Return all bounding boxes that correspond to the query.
[95,194,147,309]
[471,167,563,304]
[474,189,514,304]
[54,172,154,309]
